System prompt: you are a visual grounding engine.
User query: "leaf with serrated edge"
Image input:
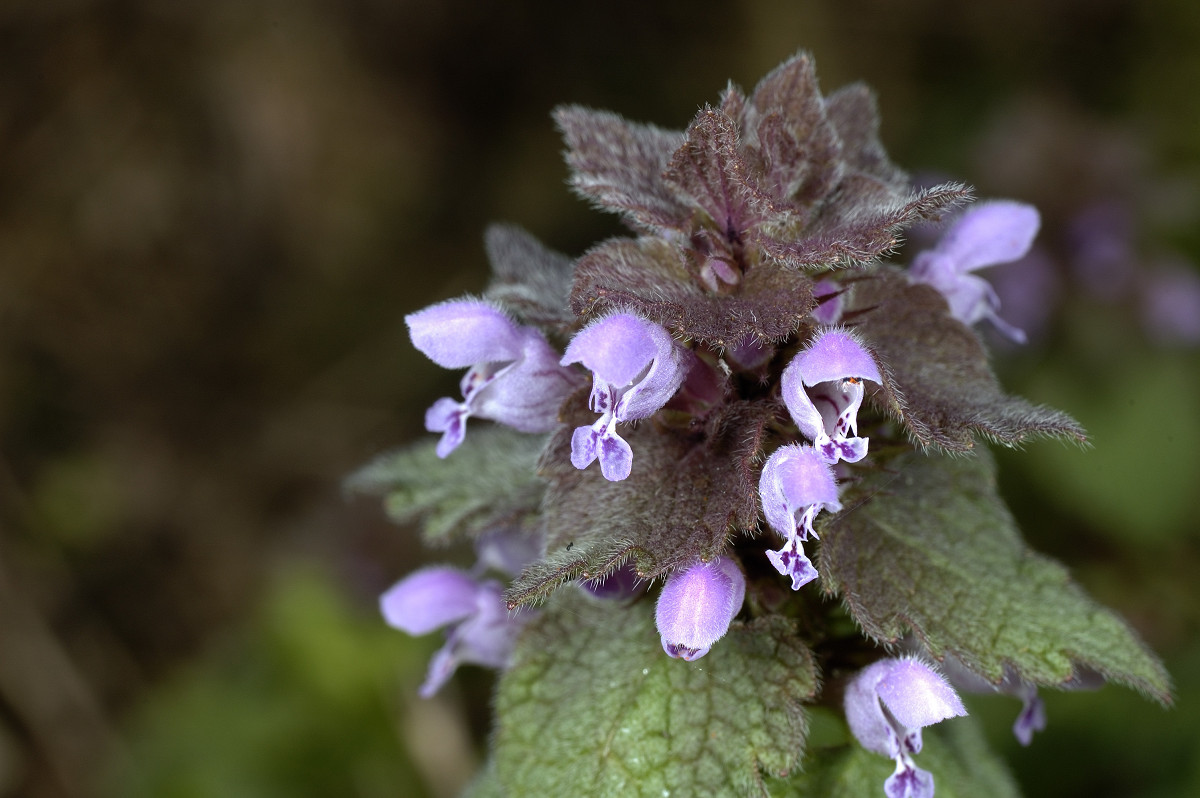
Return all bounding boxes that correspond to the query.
[849,268,1085,449]
[570,236,813,346]
[493,591,816,798]
[484,223,577,332]
[555,105,690,232]
[819,448,1171,705]
[345,427,546,544]
[506,398,772,608]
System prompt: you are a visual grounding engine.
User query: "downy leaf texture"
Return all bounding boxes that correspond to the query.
[819,448,1171,704]
[492,592,817,798]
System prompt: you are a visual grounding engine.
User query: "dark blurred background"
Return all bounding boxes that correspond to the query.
[2,1,1198,796]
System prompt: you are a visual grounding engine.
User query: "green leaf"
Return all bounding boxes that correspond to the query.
[771,713,1021,798]
[492,591,817,798]
[506,399,771,608]
[344,427,546,544]
[819,448,1171,704]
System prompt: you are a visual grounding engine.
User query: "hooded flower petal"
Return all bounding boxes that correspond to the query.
[379,566,481,635]
[758,444,842,590]
[561,312,689,480]
[781,329,882,464]
[406,298,580,457]
[655,556,745,661]
[909,200,1040,343]
[845,658,966,798]
[381,567,530,697]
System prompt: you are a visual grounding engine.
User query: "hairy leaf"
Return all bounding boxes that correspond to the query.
[555,105,690,232]
[664,106,788,239]
[823,83,907,190]
[484,223,577,332]
[345,427,547,544]
[849,268,1086,449]
[506,398,772,608]
[570,236,814,345]
[819,448,1171,704]
[493,592,816,798]
[773,714,1020,798]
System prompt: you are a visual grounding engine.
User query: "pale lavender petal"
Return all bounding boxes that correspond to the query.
[562,312,664,387]
[416,581,524,698]
[655,557,745,660]
[570,424,602,470]
[788,329,882,388]
[380,567,481,635]
[596,430,634,481]
[469,329,580,432]
[812,277,844,325]
[759,445,841,540]
[930,200,1040,274]
[845,659,903,759]
[884,759,934,798]
[765,536,819,590]
[877,659,967,729]
[406,299,526,368]
[425,397,468,458]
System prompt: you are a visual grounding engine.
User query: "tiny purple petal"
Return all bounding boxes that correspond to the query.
[597,431,634,481]
[425,397,468,458]
[884,759,934,798]
[812,277,844,325]
[406,299,526,369]
[655,557,745,660]
[570,424,601,470]
[416,581,523,698]
[1013,684,1046,747]
[765,535,819,590]
[380,567,481,636]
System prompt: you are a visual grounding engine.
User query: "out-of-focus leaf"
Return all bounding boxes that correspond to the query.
[345,427,546,543]
[492,591,816,798]
[819,448,1171,704]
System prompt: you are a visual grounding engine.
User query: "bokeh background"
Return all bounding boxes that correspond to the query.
[2,1,1199,796]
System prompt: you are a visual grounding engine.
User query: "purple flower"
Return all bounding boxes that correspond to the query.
[380,566,528,697]
[909,200,1040,343]
[845,658,967,798]
[781,329,882,464]
[561,312,689,481]
[407,299,580,458]
[655,556,745,661]
[758,444,842,590]
[811,277,844,325]
[1141,260,1200,345]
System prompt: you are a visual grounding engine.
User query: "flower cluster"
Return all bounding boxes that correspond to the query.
[353,50,1163,798]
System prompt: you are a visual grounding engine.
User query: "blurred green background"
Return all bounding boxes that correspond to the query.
[1,1,1198,796]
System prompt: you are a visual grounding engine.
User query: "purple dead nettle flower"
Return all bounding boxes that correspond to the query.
[380,529,538,697]
[561,311,689,481]
[655,556,746,661]
[845,657,967,798]
[781,328,883,465]
[380,566,529,698]
[406,298,580,458]
[908,200,1040,344]
[758,444,841,590]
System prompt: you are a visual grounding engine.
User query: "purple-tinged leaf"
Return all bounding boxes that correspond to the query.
[663,106,788,241]
[824,83,908,189]
[483,223,577,331]
[554,105,690,232]
[848,268,1085,449]
[505,398,773,609]
[570,236,814,345]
